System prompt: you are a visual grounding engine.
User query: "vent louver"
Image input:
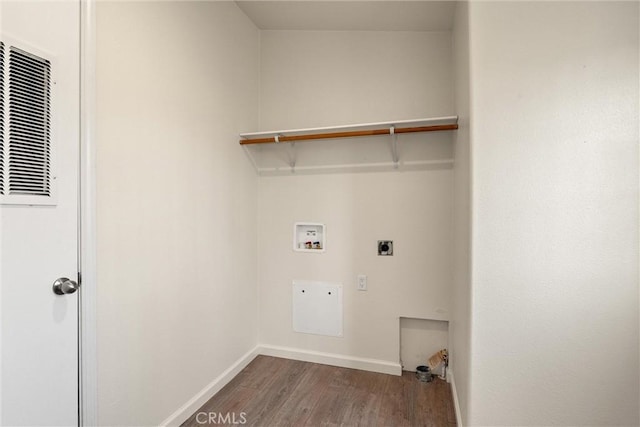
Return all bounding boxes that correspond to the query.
[7,47,51,196]
[0,42,4,195]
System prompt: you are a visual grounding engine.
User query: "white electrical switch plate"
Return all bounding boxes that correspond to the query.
[357,274,367,291]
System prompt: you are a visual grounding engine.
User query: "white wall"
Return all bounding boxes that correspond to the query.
[451,1,472,425]
[468,2,639,425]
[257,30,454,369]
[95,2,260,425]
[260,30,454,130]
[258,171,452,365]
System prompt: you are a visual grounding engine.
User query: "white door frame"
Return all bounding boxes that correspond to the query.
[80,0,98,424]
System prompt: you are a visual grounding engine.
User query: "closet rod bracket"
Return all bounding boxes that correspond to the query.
[288,140,297,173]
[390,126,399,168]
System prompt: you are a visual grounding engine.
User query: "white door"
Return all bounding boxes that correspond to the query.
[0,1,80,425]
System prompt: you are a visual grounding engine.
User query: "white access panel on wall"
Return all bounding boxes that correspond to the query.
[292,280,343,337]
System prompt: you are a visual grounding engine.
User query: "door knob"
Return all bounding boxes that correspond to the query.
[52,277,79,295]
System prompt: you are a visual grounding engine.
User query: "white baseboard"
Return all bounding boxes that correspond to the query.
[448,369,463,427]
[258,344,402,376]
[160,346,260,427]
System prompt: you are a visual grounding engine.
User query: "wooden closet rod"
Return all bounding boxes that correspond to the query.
[239,123,458,145]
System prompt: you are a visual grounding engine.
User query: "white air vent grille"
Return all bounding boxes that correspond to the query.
[7,47,52,196]
[0,42,4,196]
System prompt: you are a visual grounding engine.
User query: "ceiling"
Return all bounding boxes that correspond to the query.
[235,1,457,32]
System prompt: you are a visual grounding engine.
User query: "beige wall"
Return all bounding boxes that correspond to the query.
[258,171,453,364]
[467,2,639,425]
[259,30,454,130]
[257,30,454,367]
[96,2,260,425]
[451,1,472,425]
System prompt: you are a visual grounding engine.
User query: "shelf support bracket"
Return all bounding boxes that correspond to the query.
[390,126,399,168]
[287,141,297,174]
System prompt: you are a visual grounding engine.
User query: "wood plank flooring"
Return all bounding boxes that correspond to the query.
[181,355,457,427]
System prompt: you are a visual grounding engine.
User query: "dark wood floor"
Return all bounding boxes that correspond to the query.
[181,355,457,427]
